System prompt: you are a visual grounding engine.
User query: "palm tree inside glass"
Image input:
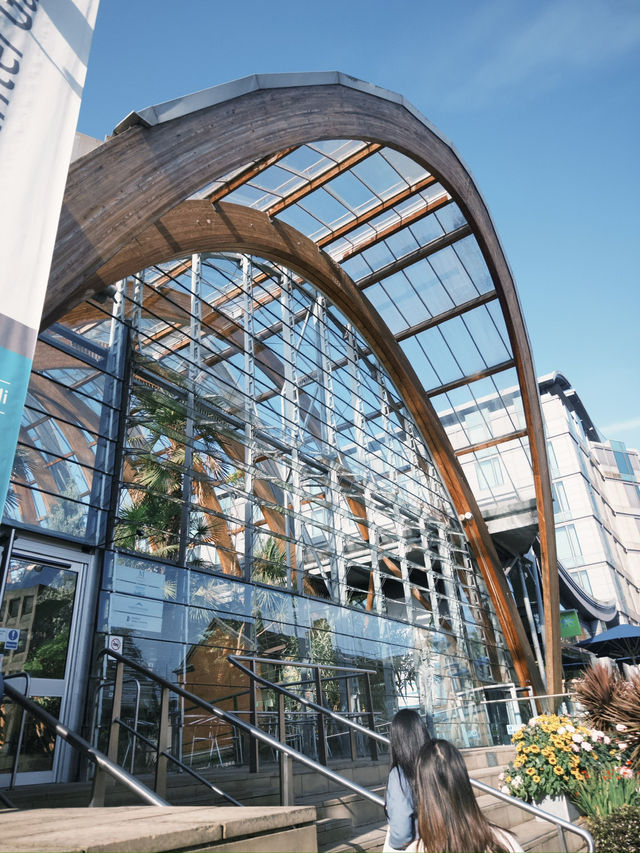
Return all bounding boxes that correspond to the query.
[115,360,233,567]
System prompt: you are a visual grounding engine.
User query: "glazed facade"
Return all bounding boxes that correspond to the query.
[1,75,560,783]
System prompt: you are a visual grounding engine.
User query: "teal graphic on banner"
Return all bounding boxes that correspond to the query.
[0,344,32,513]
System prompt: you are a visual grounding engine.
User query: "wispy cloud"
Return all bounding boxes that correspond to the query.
[600,416,640,435]
[442,0,640,110]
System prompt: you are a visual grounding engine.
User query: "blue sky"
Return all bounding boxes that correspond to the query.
[78,0,640,449]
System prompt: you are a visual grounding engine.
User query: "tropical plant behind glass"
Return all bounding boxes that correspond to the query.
[115,361,231,561]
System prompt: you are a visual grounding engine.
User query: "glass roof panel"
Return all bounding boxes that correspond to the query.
[276,204,330,240]
[453,235,493,294]
[428,245,480,304]
[365,284,407,336]
[360,241,396,270]
[431,368,525,446]
[224,183,278,210]
[380,148,431,184]
[307,139,366,160]
[249,164,305,197]
[349,152,408,199]
[403,259,455,315]
[297,188,353,226]
[324,171,379,213]
[398,335,444,391]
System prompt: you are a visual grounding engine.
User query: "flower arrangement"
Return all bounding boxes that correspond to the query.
[498,713,628,803]
[571,762,640,818]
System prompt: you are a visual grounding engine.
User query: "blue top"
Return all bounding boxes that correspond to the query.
[385,765,416,849]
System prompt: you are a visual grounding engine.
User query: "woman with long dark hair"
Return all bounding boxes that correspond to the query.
[383,709,431,852]
[413,739,522,853]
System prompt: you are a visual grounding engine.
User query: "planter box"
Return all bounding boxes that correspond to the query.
[535,794,580,823]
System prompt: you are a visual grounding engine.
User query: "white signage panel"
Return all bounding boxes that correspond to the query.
[0,0,100,510]
[109,594,164,634]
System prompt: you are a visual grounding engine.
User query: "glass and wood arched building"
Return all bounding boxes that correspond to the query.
[1,74,563,784]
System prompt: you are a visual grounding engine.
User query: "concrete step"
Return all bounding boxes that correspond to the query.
[316,817,355,849]
[321,819,386,853]
[321,816,588,853]
[462,744,516,772]
[513,815,588,853]
[0,806,318,853]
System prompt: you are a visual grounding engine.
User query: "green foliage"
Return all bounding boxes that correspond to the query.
[587,805,640,853]
[571,765,640,819]
[116,360,231,559]
[23,629,70,678]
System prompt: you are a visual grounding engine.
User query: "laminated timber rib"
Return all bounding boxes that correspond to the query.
[45,74,560,695]
[48,198,544,693]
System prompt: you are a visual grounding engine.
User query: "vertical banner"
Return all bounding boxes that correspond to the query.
[0,0,100,513]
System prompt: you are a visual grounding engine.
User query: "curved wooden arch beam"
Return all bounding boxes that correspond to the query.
[65,198,543,692]
[45,77,557,694]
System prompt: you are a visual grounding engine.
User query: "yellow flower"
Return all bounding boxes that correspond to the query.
[526,767,536,776]
[533,775,541,783]
[514,756,525,767]
[554,766,564,776]
[548,756,557,765]
[530,745,541,754]
[506,776,512,783]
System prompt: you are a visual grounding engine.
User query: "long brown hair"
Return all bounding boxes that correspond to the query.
[389,709,431,796]
[415,739,511,853]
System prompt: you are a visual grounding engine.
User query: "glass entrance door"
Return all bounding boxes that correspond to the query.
[0,546,88,784]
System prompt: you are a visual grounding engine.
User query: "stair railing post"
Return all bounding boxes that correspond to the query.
[249,658,259,773]
[314,667,328,766]
[154,686,171,799]
[364,673,378,761]
[345,678,357,761]
[278,692,293,806]
[90,659,124,807]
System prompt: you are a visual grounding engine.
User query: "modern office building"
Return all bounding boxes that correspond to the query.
[540,373,640,625]
[1,74,568,786]
[438,370,639,677]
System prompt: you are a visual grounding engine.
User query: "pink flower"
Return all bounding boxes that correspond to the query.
[616,724,628,732]
[581,742,593,752]
[618,742,628,750]
[572,744,581,753]
[604,736,611,745]
[617,766,634,779]
[572,733,584,743]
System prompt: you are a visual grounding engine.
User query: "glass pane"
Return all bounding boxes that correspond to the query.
[0,559,78,678]
[0,696,60,774]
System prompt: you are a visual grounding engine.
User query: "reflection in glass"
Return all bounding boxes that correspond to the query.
[0,560,77,678]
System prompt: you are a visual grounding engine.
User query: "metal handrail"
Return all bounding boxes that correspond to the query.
[91,675,142,773]
[114,716,241,806]
[93,649,593,851]
[1,680,167,807]
[228,654,387,744]
[229,655,594,853]
[95,648,385,808]
[2,672,31,788]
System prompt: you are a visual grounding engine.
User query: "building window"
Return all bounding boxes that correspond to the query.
[612,440,635,481]
[623,483,640,509]
[556,523,583,568]
[552,481,570,516]
[476,456,504,491]
[547,440,559,473]
[571,570,593,596]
